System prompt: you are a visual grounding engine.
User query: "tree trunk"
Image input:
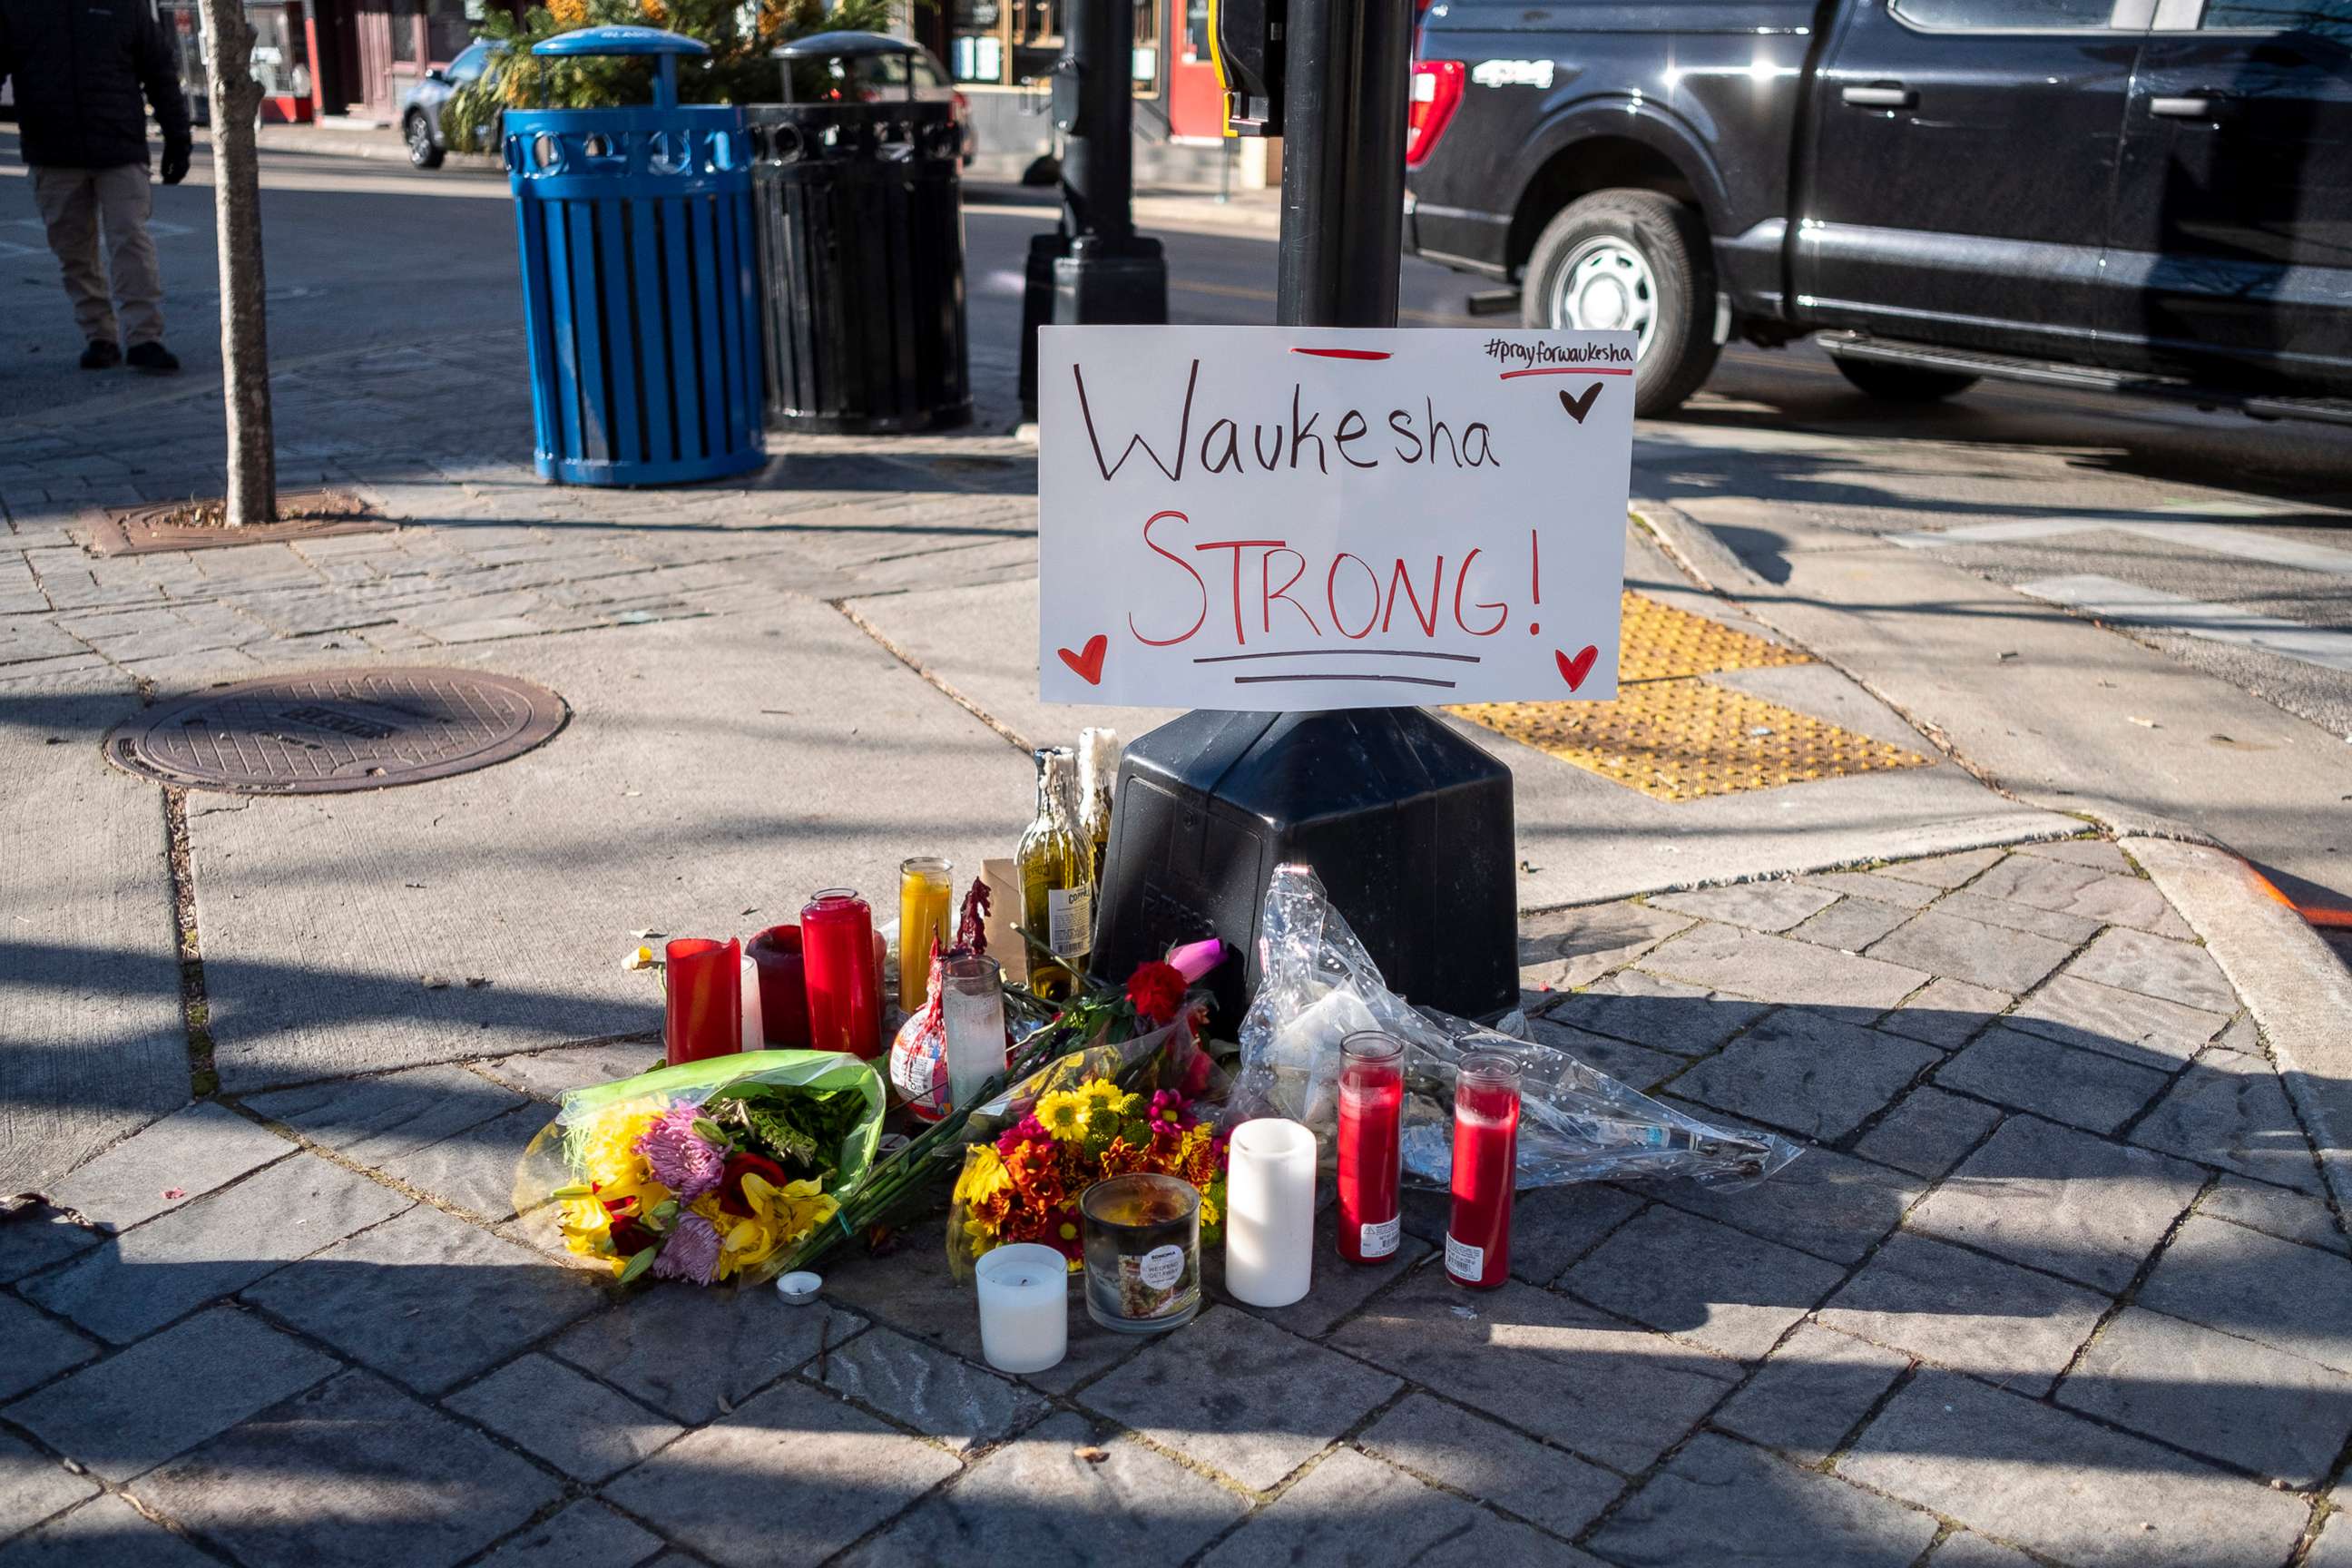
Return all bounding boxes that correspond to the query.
[194,0,276,525]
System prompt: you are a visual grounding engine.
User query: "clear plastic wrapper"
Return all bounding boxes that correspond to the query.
[1233,865,1801,1190]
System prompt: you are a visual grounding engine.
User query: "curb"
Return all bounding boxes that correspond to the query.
[1636,495,2352,1169]
[2128,837,2352,1220]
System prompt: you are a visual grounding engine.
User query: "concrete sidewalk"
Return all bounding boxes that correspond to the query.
[5,330,2351,1566]
[5,836,2345,1568]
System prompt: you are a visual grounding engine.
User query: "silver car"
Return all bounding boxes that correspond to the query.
[398,39,501,170]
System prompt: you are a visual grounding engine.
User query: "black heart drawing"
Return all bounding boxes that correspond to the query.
[1558,384,1603,423]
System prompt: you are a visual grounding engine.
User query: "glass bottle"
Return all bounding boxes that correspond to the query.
[1076,727,1122,888]
[1017,746,1093,1003]
[1337,1032,1405,1265]
[1445,1052,1521,1289]
[940,953,1008,1116]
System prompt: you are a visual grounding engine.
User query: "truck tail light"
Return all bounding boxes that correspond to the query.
[1406,61,1465,166]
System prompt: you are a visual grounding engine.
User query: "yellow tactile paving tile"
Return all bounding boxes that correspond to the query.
[1452,677,1931,802]
[1616,590,1813,684]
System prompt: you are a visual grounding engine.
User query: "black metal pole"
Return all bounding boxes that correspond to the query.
[1019,0,1167,416]
[1277,0,1413,328]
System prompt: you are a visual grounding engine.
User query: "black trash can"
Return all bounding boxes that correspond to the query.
[748,32,972,435]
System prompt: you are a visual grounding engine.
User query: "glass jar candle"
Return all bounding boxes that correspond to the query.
[974,1241,1068,1375]
[897,857,955,1014]
[663,936,741,1067]
[940,953,1008,1117]
[1337,1032,1405,1265]
[1445,1052,1521,1289]
[801,889,880,1059]
[1080,1173,1201,1333]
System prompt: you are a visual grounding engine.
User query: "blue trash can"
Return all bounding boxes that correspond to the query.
[505,26,763,486]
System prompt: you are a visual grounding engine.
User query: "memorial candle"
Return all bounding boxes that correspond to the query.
[897,858,954,1014]
[940,953,1007,1116]
[1337,1032,1404,1266]
[663,937,742,1067]
[974,1242,1068,1374]
[801,889,880,1059]
[1446,1053,1521,1289]
[1224,1117,1317,1308]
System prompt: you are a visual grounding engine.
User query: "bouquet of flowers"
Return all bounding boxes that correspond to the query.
[949,1071,1227,1270]
[940,937,1234,1275]
[513,1050,886,1287]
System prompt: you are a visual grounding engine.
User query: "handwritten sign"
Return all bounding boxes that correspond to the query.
[1038,327,1635,710]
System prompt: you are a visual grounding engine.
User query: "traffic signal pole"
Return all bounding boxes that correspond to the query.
[1275,0,1415,329]
[1088,0,1522,1023]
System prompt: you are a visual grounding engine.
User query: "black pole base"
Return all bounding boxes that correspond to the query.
[1091,706,1519,1030]
[1053,240,1169,332]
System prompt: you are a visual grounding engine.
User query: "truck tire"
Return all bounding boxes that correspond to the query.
[1522,190,1720,417]
[1830,356,1981,403]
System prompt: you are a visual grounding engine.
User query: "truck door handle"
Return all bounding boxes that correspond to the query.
[1841,83,1916,109]
[2149,93,2223,118]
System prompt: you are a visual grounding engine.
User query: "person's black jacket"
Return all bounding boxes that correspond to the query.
[0,0,191,168]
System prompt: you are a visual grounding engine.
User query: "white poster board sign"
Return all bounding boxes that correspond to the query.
[1038,327,1635,710]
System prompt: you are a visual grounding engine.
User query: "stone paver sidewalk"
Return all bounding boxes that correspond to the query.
[5,837,2346,1568]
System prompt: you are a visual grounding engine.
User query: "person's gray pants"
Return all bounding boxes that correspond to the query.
[32,163,165,348]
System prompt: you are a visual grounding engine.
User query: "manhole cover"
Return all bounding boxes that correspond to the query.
[108,669,568,794]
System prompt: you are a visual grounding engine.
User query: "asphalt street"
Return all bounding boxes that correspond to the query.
[4,132,2347,923]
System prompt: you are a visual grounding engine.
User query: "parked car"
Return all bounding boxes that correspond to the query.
[400,39,503,169]
[822,42,977,164]
[1405,0,2352,419]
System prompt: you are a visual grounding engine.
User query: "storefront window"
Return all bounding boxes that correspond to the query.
[426,0,475,64]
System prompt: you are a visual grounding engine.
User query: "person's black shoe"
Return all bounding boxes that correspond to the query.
[125,342,181,375]
[80,340,122,370]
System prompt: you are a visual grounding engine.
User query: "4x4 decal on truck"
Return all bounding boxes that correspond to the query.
[1470,59,1554,89]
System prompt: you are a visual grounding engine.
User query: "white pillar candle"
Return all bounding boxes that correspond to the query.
[975,1242,1068,1374]
[1224,1117,1318,1308]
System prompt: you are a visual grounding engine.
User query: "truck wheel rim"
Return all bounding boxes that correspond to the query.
[1551,240,1656,358]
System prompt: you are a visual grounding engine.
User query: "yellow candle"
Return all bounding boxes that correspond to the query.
[898,858,955,1013]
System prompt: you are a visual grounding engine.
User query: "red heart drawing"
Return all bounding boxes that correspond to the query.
[1058,633,1108,686]
[1556,645,1600,691]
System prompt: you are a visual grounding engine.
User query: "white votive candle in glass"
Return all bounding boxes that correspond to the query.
[975,1242,1068,1375]
[1224,1117,1318,1308]
[941,953,1008,1117]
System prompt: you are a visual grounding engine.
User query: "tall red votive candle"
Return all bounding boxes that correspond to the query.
[1446,1052,1521,1289]
[746,925,810,1048]
[1337,1032,1405,1266]
[664,937,742,1067]
[802,888,880,1058]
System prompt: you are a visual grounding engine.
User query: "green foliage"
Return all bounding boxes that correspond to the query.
[701,1083,872,1186]
[438,0,897,155]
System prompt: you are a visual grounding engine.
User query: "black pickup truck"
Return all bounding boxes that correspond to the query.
[1403,0,2352,418]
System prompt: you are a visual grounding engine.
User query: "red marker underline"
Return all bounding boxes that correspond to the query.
[1290,348,1393,361]
[1499,367,1637,378]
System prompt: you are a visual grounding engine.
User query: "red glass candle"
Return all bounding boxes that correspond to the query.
[1446,1052,1521,1289]
[1337,1032,1405,1266]
[664,937,742,1067]
[746,925,810,1048]
[802,889,880,1058]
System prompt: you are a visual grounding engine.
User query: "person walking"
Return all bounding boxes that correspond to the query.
[0,0,193,373]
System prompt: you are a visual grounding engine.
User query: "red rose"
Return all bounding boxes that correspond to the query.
[1125,960,1188,1025]
[717,1152,789,1218]
[609,1217,658,1256]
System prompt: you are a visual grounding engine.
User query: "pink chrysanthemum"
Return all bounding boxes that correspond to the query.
[636,1102,726,1201]
[649,1212,724,1285]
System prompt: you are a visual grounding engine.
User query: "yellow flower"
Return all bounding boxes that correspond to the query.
[1198,1191,1220,1229]
[954,1146,1012,1207]
[693,1173,838,1282]
[1034,1089,1091,1143]
[1075,1080,1132,1121]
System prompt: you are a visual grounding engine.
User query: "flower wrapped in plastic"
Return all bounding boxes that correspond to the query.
[943,1014,1229,1279]
[514,1050,886,1287]
[1232,864,1802,1190]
